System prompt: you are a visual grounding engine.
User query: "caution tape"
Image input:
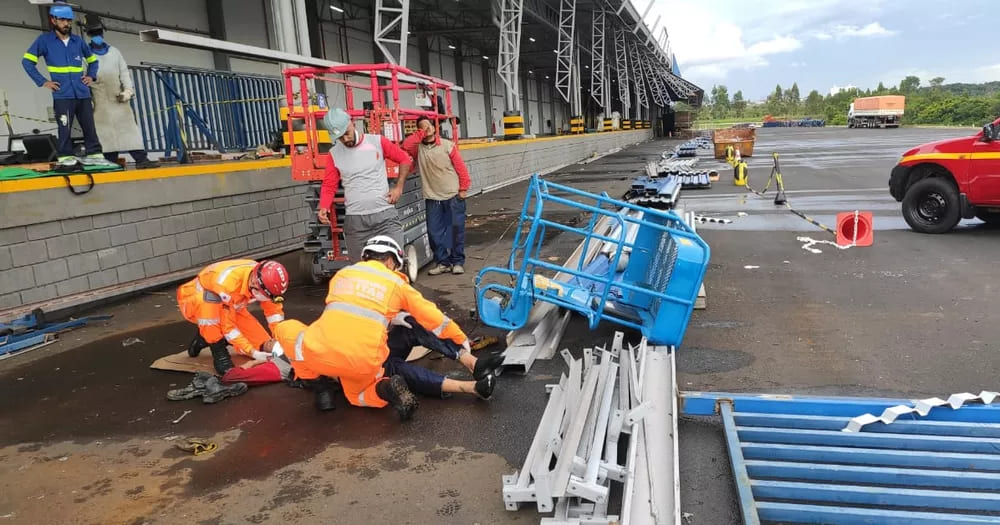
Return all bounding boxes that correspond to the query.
[743,152,839,237]
[2,111,56,124]
[797,211,860,254]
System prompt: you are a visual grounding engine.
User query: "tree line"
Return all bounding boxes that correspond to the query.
[699,77,1000,126]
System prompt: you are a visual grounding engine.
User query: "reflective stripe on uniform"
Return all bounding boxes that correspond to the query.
[197,318,220,326]
[266,314,285,323]
[348,263,404,286]
[86,54,97,63]
[225,328,242,340]
[23,53,38,63]
[217,262,256,285]
[324,302,389,327]
[294,331,305,361]
[358,390,368,407]
[203,290,222,303]
[432,316,452,337]
[48,65,83,73]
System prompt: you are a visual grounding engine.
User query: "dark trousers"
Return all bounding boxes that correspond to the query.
[53,98,101,157]
[383,316,463,398]
[426,196,466,266]
[104,150,149,163]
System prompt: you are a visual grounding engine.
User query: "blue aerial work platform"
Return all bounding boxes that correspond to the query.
[474,174,709,346]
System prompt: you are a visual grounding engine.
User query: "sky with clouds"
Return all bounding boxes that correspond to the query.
[650,0,1000,100]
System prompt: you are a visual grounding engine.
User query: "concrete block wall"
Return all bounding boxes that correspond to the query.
[0,165,310,314]
[0,186,310,311]
[462,130,652,192]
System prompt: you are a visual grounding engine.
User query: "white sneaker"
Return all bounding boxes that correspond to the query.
[427,263,452,276]
[77,153,118,168]
[57,156,79,167]
[451,265,465,275]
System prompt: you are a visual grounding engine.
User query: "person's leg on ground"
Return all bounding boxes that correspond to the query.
[442,376,495,400]
[53,99,77,165]
[449,196,467,273]
[130,149,159,169]
[103,152,118,163]
[383,356,444,398]
[425,199,451,273]
[388,317,462,360]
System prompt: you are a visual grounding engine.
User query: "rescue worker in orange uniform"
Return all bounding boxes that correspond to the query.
[177,259,290,374]
[272,236,500,420]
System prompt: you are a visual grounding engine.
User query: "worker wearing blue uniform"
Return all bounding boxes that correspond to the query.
[21,3,115,169]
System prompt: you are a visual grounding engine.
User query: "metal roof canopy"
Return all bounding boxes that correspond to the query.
[138,28,464,91]
[682,392,1000,525]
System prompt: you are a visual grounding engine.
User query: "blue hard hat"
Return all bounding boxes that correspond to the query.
[322,108,351,140]
[49,3,74,19]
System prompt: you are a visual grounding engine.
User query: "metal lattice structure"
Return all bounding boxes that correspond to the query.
[590,7,606,108]
[613,27,630,117]
[374,0,410,66]
[554,0,577,103]
[497,0,525,113]
[627,37,648,118]
[639,51,668,107]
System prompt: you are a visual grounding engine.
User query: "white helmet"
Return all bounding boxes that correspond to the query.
[361,235,404,267]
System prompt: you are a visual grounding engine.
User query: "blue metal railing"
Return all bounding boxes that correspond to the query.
[129,63,283,156]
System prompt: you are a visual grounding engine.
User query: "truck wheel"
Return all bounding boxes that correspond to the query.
[902,178,960,233]
[975,210,1000,226]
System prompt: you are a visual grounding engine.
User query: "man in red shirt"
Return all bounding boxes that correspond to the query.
[318,108,413,262]
[402,116,471,275]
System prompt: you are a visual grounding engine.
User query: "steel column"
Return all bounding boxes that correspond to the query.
[590,7,606,109]
[374,0,410,66]
[554,0,577,104]
[613,27,630,122]
[627,37,647,120]
[498,0,525,138]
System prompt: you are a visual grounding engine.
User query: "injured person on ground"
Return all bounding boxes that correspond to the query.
[271,235,503,420]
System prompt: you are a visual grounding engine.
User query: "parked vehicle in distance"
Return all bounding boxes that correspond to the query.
[889,117,1000,233]
[849,96,905,128]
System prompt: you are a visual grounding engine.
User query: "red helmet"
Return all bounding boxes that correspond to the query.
[252,260,289,302]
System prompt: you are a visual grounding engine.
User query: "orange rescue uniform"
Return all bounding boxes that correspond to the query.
[176,259,285,355]
[273,260,468,408]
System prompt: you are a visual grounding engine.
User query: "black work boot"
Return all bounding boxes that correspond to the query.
[473,353,504,381]
[313,377,336,412]
[167,371,214,401]
[375,375,419,421]
[209,342,235,375]
[474,372,496,400]
[202,377,248,404]
[188,334,208,357]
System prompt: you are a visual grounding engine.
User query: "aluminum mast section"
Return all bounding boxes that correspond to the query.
[498,0,526,138]
[614,27,631,127]
[374,0,410,66]
[570,46,583,132]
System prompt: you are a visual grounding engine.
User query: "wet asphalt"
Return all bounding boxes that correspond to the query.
[2,126,997,524]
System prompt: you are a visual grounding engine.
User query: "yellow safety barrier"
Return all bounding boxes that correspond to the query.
[503,113,525,137]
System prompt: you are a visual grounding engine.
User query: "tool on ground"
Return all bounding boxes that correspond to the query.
[175,437,218,456]
[171,410,192,424]
[0,309,112,357]
[475,174,710,346]
[470,335,500,352]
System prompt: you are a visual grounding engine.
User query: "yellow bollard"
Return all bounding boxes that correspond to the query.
[734,159,748,186]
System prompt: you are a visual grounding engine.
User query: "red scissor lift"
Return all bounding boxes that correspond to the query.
[283,63,459,283]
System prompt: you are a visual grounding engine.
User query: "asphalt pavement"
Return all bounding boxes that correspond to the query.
[2,126,997,525]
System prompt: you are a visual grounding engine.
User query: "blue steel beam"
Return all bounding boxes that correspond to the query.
[734,412,1000,438]
[720,402,761,525]
[745,460,1000,490]
[757,501,1000,525]
[742,443,1000,471]
[737,426,1000,454]
[752,480,1000,513]
[681,392,1000,422]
